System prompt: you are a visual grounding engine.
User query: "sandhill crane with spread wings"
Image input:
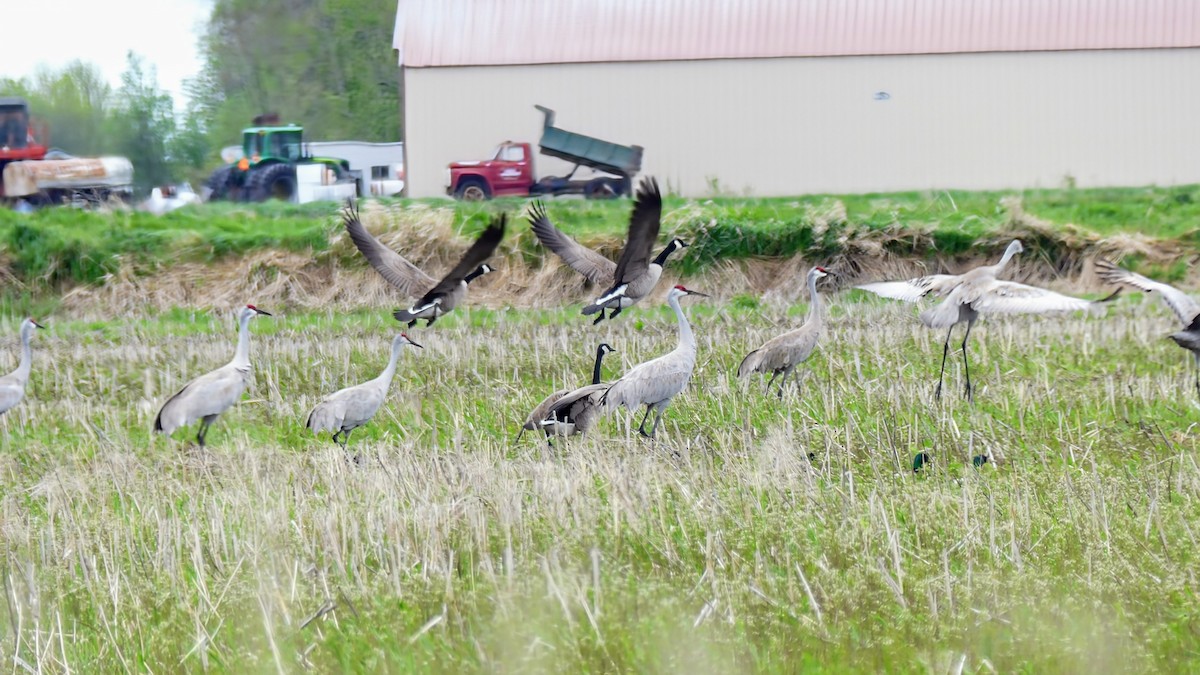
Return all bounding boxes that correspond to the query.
[857,240,1115,400]
[343,200,505,328]
[1096,258,1200,396]
[738,267,830,398]
[0,318,45,418]
[602,285,707,438]
[563,178,688,324]
[518,342,616,443]
[306,333,423,449]
[528,192,686,325]
[155,305,271,447]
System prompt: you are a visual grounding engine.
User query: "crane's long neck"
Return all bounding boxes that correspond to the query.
[231,313,253,368]
[591,347,607,385]
[670,294,695,351]
[996,244,1019,271]
[806,273,823,323]
[376,342,405,387]
[15,323,33,380]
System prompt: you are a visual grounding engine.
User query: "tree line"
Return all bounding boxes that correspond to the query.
[0,0,401,193]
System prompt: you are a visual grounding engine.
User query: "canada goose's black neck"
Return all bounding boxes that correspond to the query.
[652,241,680,267]
[465,265,490,284]
[591,346,608,384]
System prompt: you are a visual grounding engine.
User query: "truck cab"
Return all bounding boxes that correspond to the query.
[447,141,535,200]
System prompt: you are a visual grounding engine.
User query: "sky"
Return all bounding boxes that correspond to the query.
[4,0,214,112]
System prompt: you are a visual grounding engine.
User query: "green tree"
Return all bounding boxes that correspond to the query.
[192,0,401,152]
[109,53,177,192]
[2,62,112,156]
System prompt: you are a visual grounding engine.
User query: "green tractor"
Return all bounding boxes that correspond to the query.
[205,119,352,202]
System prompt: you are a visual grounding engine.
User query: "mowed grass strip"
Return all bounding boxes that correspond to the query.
[0,293,1196,672]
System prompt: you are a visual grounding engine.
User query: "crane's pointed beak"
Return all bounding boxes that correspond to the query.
[687,290,710,297]
[254,308,273,316]
[408,339,424,349]
[32,321,45,329]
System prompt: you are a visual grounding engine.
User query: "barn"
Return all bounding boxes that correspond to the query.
[392,0,1200,199]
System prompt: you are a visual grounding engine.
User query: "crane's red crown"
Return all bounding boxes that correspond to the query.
[816,267,828,273]
[674,284,688,291]
[246,304,258,311]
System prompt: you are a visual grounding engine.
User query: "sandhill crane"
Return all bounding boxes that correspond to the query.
[738,266,831,397]
[154,305,271,447]
[0,318,45,417]
[518,342,616,442]
[528,197,686,324]
[857,240,1114,400]
[602,285,707,438]
[343,200,505,328]
[306,333,422,449]
[539,343,618,440]
[578,178,689,324]
[1095,258,1200,395]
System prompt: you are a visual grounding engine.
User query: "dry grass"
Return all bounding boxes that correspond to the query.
[0,284,1197,671]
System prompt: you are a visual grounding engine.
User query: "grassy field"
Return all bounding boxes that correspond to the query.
[3,182,1200,291]
[1,284,1198,672]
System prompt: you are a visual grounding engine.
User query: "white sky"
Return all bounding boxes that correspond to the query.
[3,0,214,112]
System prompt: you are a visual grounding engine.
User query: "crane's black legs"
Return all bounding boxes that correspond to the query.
[637,405,653,436]
[961,320,975,402]
[1192,353,1200,399]
[935,326,954,400]
[196,415,217,447]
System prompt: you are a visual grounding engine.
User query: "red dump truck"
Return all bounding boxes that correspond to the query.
[446,105,643,201]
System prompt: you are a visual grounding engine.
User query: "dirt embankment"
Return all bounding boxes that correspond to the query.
[57,198,1199,317]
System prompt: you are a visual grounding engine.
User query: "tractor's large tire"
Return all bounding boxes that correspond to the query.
[247,163,298,202]
[205,165,237,201]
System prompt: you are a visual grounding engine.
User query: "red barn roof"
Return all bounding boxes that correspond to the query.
[394,0,1200,68]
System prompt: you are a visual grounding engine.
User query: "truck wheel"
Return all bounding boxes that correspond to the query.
[205,165,236,201]
[248,164,298,202]
[455,178,490,201]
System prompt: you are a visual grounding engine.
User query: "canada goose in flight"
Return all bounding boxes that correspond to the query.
[1095,258,1200,396]
[738,267,830,398]
[562,177,688,325]
[154,304,271,447]
[857,240,1116,401]
[306,333,423,450]
[342,200,505,327]
[602,285,707,438]
[528,192,687,326]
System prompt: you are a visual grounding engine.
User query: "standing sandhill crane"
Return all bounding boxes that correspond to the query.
[602,285,707,438]
[343,200,505,328]
[738,266,831,398]
[306,333,423,449]
[1095,258,1200,396]
[0,318,45,417]
[527,197,687,323]
[578,178,689,324]
[154,305,271,447]
[518,342,616,442]
[539,343,618,441]
[857,240,1114,400]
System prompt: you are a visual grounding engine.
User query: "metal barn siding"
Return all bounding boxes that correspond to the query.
[402,49,1200,197]
[394,0,1200,68]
